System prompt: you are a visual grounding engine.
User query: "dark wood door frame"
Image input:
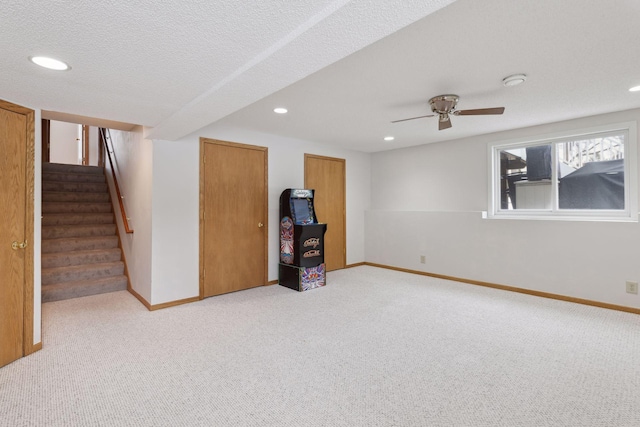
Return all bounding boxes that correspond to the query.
[41,119,50,163]
[81,125,90,165]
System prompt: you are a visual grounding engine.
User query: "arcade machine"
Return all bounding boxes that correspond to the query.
[279,189,327,291]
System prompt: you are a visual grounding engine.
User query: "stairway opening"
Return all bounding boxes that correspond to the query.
[41,121,128,302]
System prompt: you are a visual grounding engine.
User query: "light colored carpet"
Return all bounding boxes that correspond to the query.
[1,266,639,426]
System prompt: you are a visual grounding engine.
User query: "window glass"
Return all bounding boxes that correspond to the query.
[557,135,624,210]
[499,144,551,210]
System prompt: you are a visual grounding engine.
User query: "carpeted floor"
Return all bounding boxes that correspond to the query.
[1,266,639,426]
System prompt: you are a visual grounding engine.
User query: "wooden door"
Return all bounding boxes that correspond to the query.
[305,154,346,271]
[200,139,268,297]
[0,100,35,367]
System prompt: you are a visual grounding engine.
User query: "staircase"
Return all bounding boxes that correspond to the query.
[42,162,128,303]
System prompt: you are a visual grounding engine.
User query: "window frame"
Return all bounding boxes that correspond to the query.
[488,121,637,222]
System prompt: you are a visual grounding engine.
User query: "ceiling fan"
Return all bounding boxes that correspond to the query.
[392,95,505,130]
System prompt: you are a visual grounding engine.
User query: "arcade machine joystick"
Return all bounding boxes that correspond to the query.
[279,189,327,291]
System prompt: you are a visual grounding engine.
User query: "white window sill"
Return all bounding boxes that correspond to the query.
[486,211,638,223]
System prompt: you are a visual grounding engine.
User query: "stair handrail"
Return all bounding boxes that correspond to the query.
[99,127,133,234]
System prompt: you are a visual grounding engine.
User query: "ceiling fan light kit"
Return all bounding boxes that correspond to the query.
[392,94,505,130]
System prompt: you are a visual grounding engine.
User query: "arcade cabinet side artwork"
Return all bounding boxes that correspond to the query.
[279,189,327,291]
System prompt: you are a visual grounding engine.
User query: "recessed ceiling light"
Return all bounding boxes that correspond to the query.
[502,74,527,87]
[384,136,395,141]
[29,56,70,71]
[273,107,288,114]
[629,85,640,92]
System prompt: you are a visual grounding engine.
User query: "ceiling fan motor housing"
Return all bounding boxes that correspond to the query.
[429,94,459,114]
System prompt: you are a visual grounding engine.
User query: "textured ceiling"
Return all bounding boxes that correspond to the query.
[2,0,640,152]
[219,0,640,152]
[0,0,454,143]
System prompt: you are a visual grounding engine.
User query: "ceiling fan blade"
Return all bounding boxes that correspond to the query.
[391,114,435,123]
[439,116,452,131]
[454,107,505,116]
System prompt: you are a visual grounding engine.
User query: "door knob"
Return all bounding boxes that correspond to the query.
[11,241,27,250]
[258,222,264,228]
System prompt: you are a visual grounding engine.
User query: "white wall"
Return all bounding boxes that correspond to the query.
[49,121,80,164]
[151,139,200,305]
[367,108,640,309]
[149,124,371,305]
[88,126,99,166]
[107,128,153,303]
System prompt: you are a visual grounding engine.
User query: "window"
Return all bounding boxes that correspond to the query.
[489,122,637,221]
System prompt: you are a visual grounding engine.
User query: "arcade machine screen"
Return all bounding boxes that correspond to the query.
[291,198,314,224]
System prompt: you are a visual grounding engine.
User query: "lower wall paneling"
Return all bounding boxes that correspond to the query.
[364,210,640,311]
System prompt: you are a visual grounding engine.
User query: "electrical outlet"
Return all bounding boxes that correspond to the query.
[420,255,426,264]
[626,281,638,295]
